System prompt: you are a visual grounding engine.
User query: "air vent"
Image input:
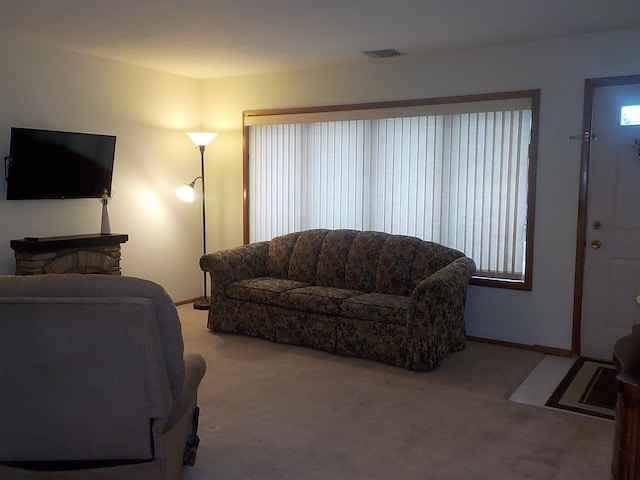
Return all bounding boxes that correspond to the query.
[363,48,404,59]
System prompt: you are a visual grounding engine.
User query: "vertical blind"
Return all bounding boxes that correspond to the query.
[247,98,534,282]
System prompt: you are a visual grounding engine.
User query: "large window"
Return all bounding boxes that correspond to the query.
[243,90,539,290]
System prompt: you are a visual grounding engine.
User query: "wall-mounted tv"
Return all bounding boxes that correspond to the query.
[4,127,116,200]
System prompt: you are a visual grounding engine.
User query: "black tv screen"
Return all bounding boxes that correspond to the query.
[5,127,116,200]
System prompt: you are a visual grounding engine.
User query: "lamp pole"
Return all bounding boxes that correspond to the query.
[185,132,217,310]
[194,144,209,310]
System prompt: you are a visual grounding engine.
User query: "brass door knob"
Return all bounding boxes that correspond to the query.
[592,220,602,230]
[591,240,602,249]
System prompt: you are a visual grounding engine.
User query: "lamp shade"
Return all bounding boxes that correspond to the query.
[186,131,217,147]
[176,184,195,202]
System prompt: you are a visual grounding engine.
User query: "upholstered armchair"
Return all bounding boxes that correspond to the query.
[0,274,206,480]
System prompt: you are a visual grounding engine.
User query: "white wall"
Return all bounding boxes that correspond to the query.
[3,28,639,348]
[200,28,640,351]
[0,36,205,302]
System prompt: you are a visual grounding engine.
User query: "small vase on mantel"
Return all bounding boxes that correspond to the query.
[100,191,111,235]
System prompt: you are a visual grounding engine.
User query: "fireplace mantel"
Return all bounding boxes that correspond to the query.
[11,233,128,275]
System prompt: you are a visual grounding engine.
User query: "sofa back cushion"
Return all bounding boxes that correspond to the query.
[267,229,465,295]
[266,231,301,279]
[375,235,422,295]
[267,230,331,284]
[316,229,359,288]
[288,229,330,284]
[343,231,388,293]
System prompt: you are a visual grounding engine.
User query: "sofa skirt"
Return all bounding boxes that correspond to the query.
[208,298,407,368]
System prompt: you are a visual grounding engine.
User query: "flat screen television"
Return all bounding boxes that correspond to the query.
[5,127,116,200]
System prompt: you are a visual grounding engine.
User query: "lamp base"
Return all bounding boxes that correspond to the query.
[193,299,211,311]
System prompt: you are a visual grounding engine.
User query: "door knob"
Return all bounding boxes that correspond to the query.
[592,220,602,230]
[591,240,602,249]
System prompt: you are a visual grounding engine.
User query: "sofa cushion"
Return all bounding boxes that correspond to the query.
[288,229,329,284]
[344,231,388,293]
[279,286,361,315]
[376,235,421,296]
[316,229,359,288]
[226,277,309,304]
[341,293,413,325]
[266,232,301,279]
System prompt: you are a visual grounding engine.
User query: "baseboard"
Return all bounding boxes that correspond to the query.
[175,297,203,306]
[466,335,573,357]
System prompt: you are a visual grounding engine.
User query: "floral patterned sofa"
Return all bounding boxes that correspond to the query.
[200,229,475,371]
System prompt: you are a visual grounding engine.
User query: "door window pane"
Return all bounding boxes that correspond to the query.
[620,105,640,126]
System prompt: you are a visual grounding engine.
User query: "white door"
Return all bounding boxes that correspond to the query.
[581,83,640,360]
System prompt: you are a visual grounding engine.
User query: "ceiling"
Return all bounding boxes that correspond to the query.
[1,0,640,79]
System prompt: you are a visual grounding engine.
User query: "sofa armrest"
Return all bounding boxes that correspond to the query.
[199,242,270,298]
[406,256,475,370]
[410,256,475,313]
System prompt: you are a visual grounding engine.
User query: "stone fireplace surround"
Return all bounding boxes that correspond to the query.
[10,234,128,276]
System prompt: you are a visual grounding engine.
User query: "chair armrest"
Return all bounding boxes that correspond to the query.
[199,242,270,298]
[157,353,206,434]
[406,256,475,370]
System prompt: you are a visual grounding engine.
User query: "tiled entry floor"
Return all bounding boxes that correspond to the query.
[509,354,577,408]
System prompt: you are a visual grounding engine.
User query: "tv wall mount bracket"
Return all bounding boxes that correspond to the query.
[4,156,11,181]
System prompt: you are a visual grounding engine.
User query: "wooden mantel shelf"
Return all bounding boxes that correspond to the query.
[10,233,128,254]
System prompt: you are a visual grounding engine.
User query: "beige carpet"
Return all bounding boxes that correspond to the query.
[178,305,613,480]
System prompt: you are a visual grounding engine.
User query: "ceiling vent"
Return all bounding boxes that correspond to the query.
[363,48,404,59]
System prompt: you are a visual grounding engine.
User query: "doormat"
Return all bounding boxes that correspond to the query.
[545,357,617,420]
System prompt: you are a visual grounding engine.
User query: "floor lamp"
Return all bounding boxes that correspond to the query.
[178,131,217,310]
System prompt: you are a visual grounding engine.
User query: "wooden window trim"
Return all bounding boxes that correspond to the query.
[242,89,540,290]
